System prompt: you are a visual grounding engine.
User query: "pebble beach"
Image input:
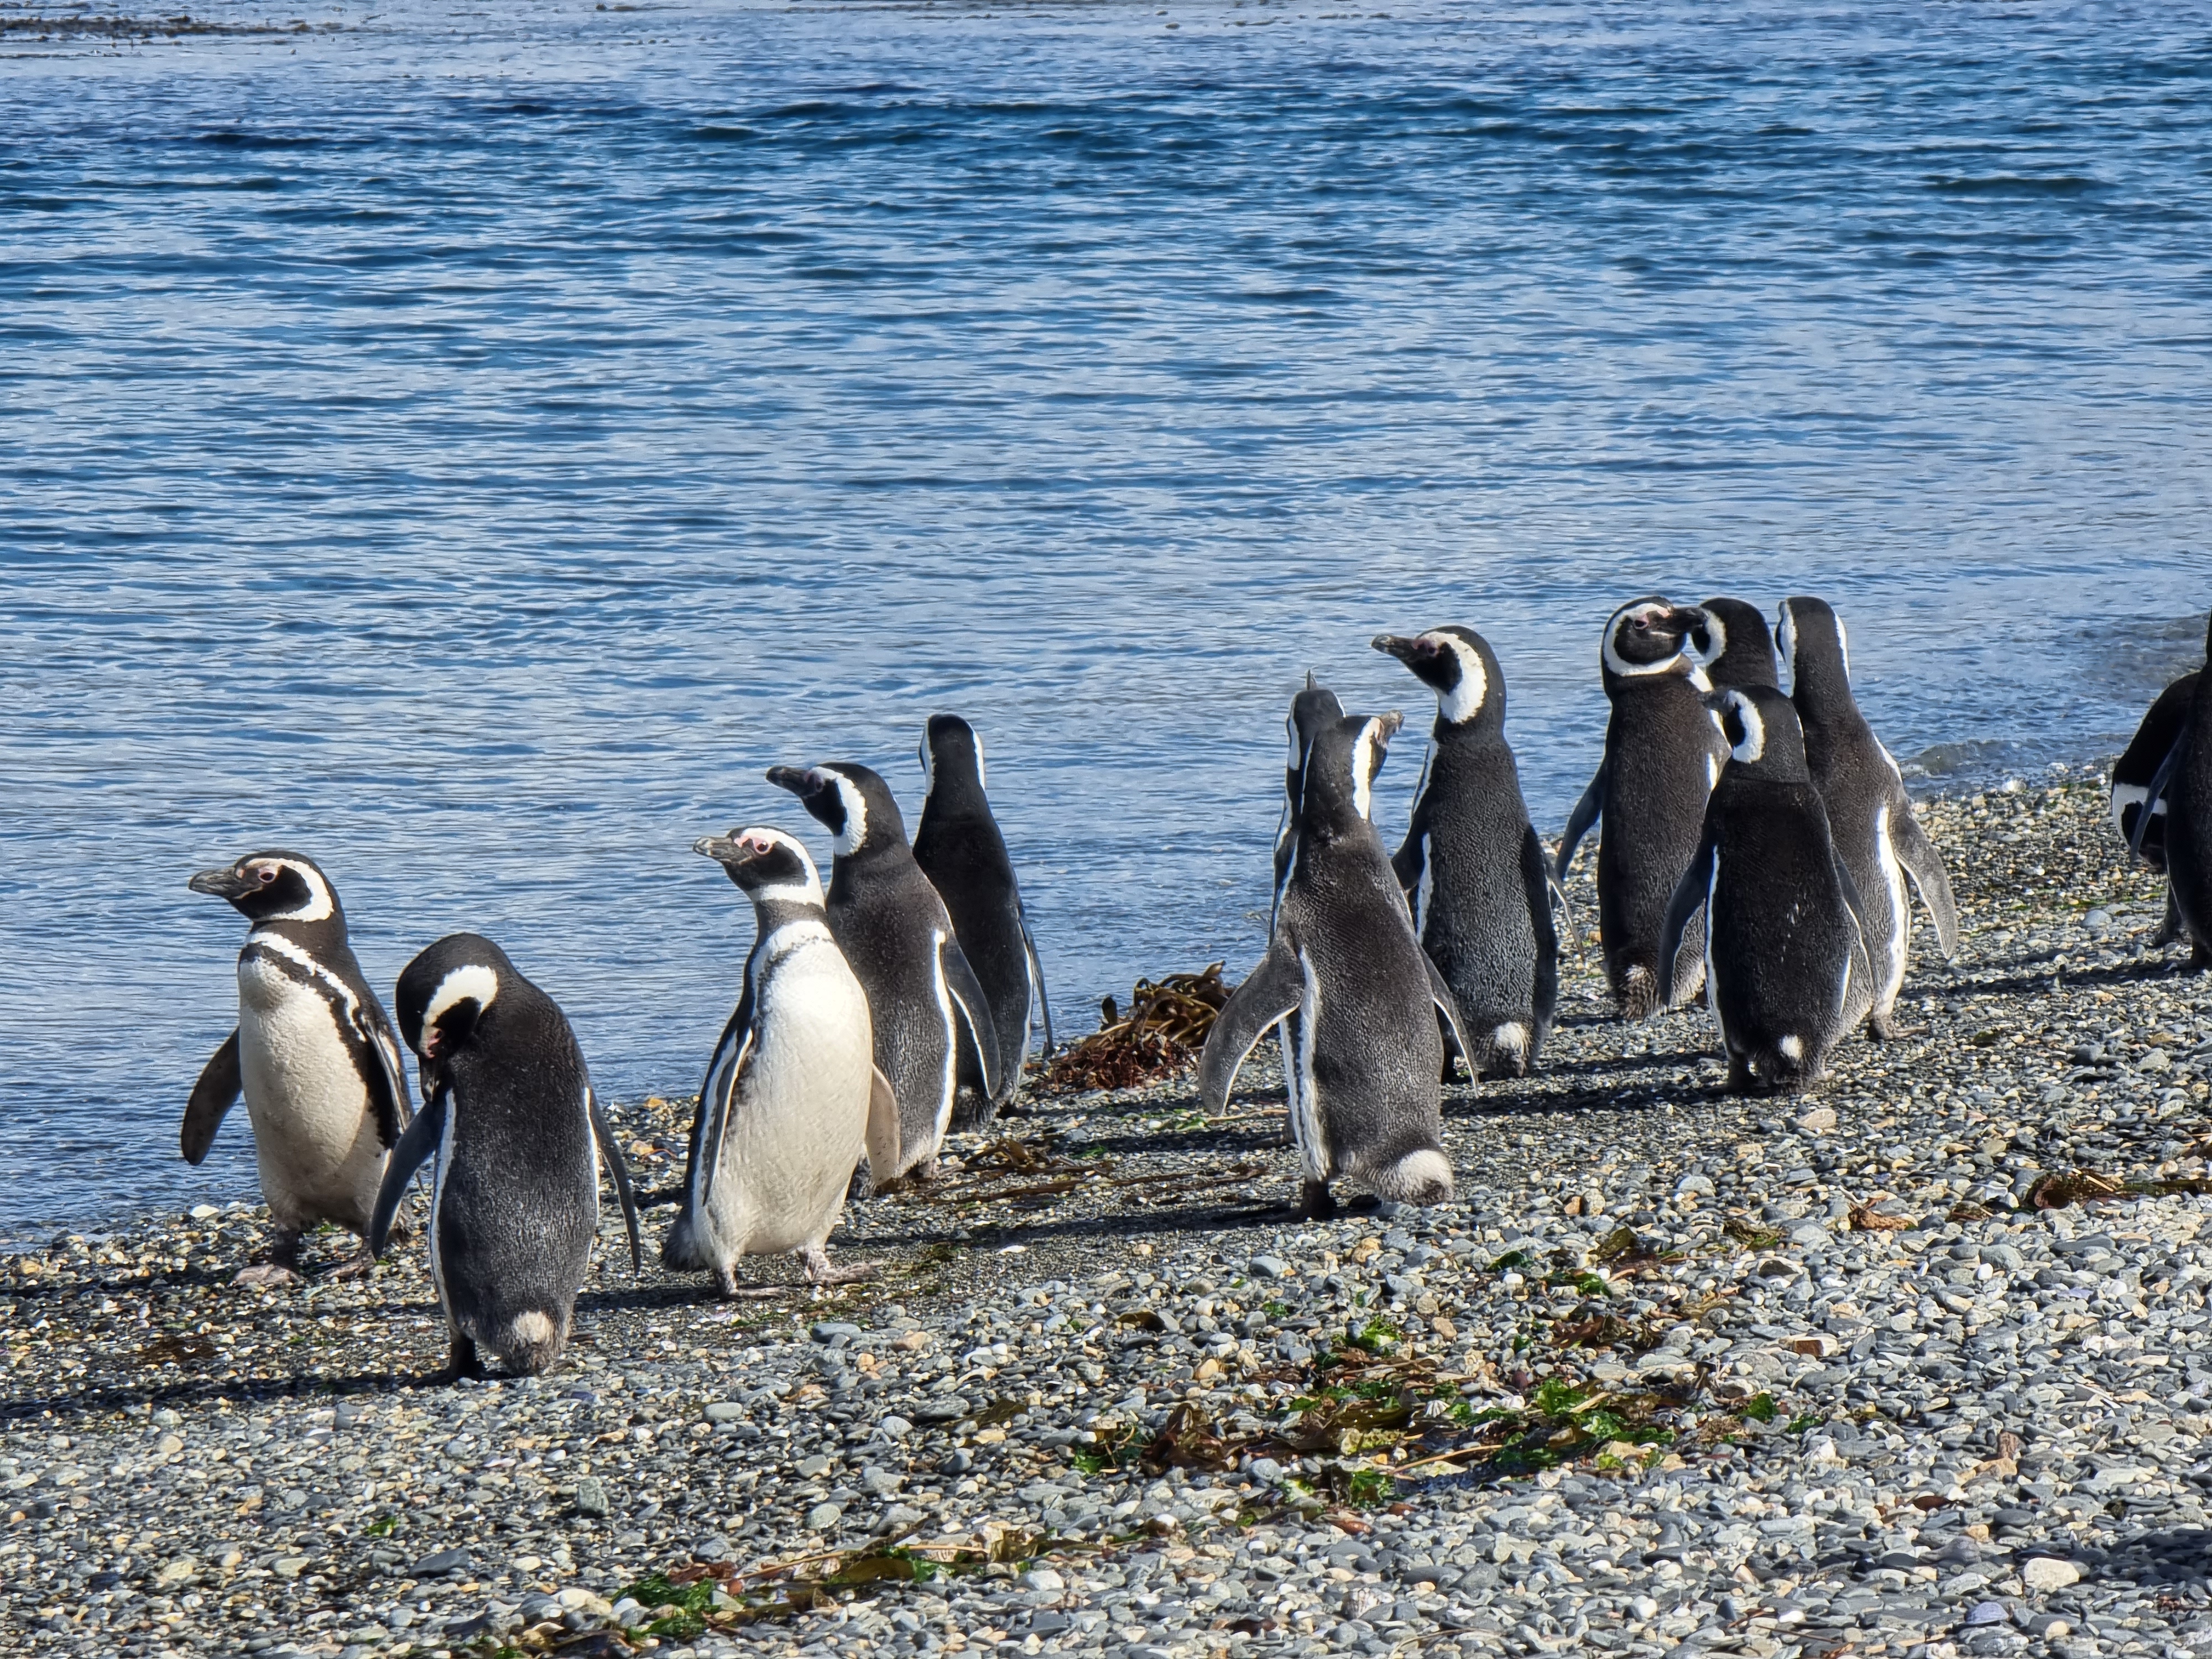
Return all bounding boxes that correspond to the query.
[11,771,2212,1659]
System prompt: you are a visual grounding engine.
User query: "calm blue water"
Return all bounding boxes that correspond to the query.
[4,0,2209,1230]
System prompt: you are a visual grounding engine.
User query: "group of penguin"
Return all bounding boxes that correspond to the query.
[182,717,1051,1381]
[182,595,1970,1384]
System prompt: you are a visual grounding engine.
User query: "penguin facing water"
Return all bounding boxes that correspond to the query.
[665,827,899,1296]
[769,762,1000,1184]
[186,851,410,1286]
[1373,626,1560,1078]
[912,716,1052,1128]
[369,934,641,1382]
[1688,596,1780,690]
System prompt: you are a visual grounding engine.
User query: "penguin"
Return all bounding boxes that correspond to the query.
[1199,706,1475,1218]
[1657,686,1875,1094]
[1554,598,1728,1018]
[1687,596,1780,690]
[186,851,410,1286]
[1272,674,1348,918]
[665,827,900,1297]
[1373,627,1561,1078]
[2142,619,2212,968]
[1778,595,1958,1036]
[2114,669,2201,873]
[911,715,1052,1129]
[368,934,640,1383]
[768,762,1000,1185]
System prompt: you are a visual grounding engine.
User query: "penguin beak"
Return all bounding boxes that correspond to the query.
[693,835,742,866]
[1371,634,1427,666]
[765,765,816,799]
[1662,607,1710,638]
[189,867,249,899]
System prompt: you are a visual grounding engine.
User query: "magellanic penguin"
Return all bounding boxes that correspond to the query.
[1687,597,1780,690]
[2114,668,2202,874]
[666,827,899,1297]
[912,715,1052,1129]
[1272,674,1347,920]
[768,763,1000,1185]
[1199,707,1474,1218]
[186,851,410,1286]
[2141,618,2212,968]
[1778,596,1958,1036]
[1658,686,1875,1094]
[1555,598,1728,1018]
[1373,627,1561,1078]
[369,935,640,1383]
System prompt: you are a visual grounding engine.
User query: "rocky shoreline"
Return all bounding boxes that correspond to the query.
[8,771,2212,1659]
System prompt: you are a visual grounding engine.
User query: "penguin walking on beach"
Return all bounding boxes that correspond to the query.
[1779,596,1958,1036]
[369,934,641,1383]
[769,763,1000,1185]
[2115,669,2203,874]
[1373,627,1560,1078]
[666,828,899,1296]
[186,851,410,1286]
[1688,597,1780,690]
[2138,618,2212,968]
[1555,598,1727,1018]
[1200,705,1474,1218]
[1658,686,1875,1094]
[912,715,1052,1128]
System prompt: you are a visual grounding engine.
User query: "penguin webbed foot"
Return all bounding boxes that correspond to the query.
[430,1334,485,1385]
[715,1262,787,1301]
[233,1230,304,1288]
[1296,1179,1337,1221]
[1866,1010,1901,1043]
[320,1241,380,1282]
[803,1246,877,1286]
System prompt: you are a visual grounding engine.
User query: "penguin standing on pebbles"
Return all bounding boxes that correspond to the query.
[769,763,1000,1185]
[1779,596,1958,1036]
[1201,706,1473,1217]
[1373,627,1560,1078]
[1659,686,1875,1094]
[2144,618,2212,968]
[186,851,410,1285]
[912,716,1052,1127]
[665,828,899,1297]
[369,935,641,1382]
[1556,598,1726,1018]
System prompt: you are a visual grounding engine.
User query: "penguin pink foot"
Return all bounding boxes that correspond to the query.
[803,1245,877,1286]
[234,1229,303,1287]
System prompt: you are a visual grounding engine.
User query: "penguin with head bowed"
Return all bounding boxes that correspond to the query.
[1200,705,1471,1218]
[768,762,1000,1186]
[2141,618,2212,968]
[1687,596,1780,690]
[186,850,411,1286]
[368,935,641,1383]
[1777,596,1958,1036]
[911,716,1052,1129]
[1555,597,1728,1018]
[1658,686,1875,1094]
[665,827,899,1297]
[2114,668,2201,879]
[1373,627,1562,1079]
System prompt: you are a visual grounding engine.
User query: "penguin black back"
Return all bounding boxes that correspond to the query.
[2154,617,2212,967]
[2115,669,2203,872]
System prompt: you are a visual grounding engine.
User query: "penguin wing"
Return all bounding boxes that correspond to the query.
[1520,823,1576,952]
[1390,784,1431,898]
[1420,955,1479,1076]
[587,1084,644,1276]
[940,935,1003,1103]
[1197,939,1305,1113]
[1556,762,1606,881]
[1890,802,1959,957]
[2133,732,2190,860]
[863,1065,901,1196]
[685,995,757,1224]
[353,999,413,1150]
[1656,826,1718,1011]
[369,1084,445,1259]
[182,1030,243,1165]
[1020,912,1055,1056]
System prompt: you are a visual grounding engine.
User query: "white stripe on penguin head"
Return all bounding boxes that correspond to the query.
[1601,601,1686,679]
[1776,601,1798,689]
[737,827,825,908]
[1725,691,1766,764]
[424,963,499,1033]
[260,858,335,924]
[1434,633,1488,726]
[825,770,869,858]
[1350,717,1388,821]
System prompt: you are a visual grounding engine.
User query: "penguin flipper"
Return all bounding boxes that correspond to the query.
[2133,733,2189,860]
[1890,802,1960,957]
[587,1084,644,1276]
[864,1065,901,1196]
[687,995,756,1223]
[1556,763,1605,881]
[1420,956,1479,1076]
[1519,823,1575,952]
[369,1086,445,1259]
[357,1003,413,1150]
[1197,940,1304,1113]
[1021,914,1055,1057]
[182,1030,242,1165]
[941,936,1004,1104]
[1656,828,1717,1011]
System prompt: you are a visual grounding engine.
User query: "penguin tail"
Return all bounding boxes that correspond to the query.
[1614,961,1660,1021]
[661,1210,713,1274]
[493,1308,567,1377]
[1368,1147,1455,1207]
[1751,1035,1823,1095]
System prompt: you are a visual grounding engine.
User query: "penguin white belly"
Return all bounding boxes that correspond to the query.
[236,955,385,1232]
[1871,803,1911,1000]
[1281,952,1327,1183]
[711,959,872,1257]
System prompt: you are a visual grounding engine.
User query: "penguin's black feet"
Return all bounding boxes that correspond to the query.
[1296,1180,1337,1220]
[803,1246,878,1286]
[431,1335,485,1385]
[233,1230,304,1287]
[2158,893,2183,945]
[1867,1009,1901,1042]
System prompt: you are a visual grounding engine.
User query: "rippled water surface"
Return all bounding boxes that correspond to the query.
[4,0,2210,1228]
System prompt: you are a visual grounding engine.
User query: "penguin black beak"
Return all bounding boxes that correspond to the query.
[1371,634,1426,666]
[188,867,249,899]
[693,834,742,865]
[1662,607,1710,637]
[765,765,817,799]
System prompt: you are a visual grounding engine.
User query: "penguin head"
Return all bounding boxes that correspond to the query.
[1688,597,1780,690]
[1286,674,1344,769]
[188,849,343,929]
[693,826,825,907]
[766,762,907,857]
[1777,596,1851,705]
[919,714,987,808]
[1601,597,1710,682]
[1708,686,1811,781]
[1372,627,1502,727]
[1298,711,1403,833]
[395,932,514,1063]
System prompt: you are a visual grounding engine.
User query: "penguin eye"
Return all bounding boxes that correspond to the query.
[255,867,276,884]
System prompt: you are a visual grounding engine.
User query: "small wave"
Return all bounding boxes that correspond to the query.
[1924,173,2104,197]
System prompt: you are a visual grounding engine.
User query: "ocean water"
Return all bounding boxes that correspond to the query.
[3,0,2208,1231]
